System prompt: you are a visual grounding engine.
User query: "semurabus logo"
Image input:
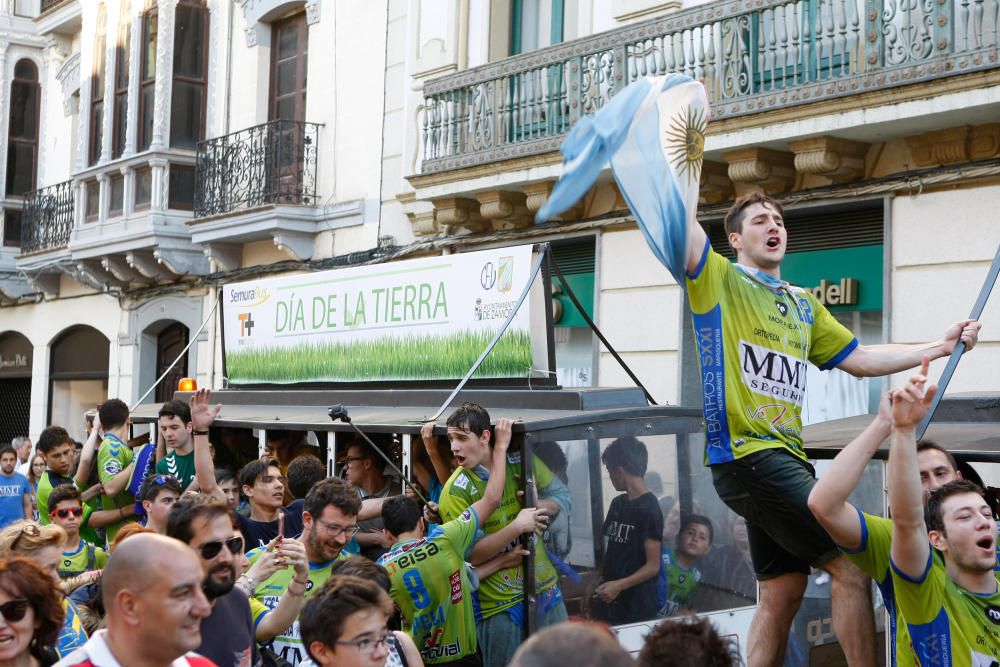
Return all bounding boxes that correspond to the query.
[229,285,270,307]
[739,340,806,406]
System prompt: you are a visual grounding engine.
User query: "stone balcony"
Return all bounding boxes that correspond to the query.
[406,0,1000,236]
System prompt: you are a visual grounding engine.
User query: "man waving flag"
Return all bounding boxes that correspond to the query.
[539,73,982,667]
[536,74,707,284]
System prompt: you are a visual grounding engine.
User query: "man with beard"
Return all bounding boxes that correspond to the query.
[248,477,363,666]
[167,494,264,667]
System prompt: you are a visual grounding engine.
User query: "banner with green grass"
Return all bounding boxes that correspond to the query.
[222,245,545,384]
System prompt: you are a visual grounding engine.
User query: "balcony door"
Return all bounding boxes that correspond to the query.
[269,12,308,204]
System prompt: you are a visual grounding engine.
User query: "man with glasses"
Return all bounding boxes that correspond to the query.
[343,438,399,560]
[300,575,402,667]
[247,477,363,666]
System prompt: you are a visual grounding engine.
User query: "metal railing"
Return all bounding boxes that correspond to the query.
[194,119,320,218]
[420,0,1000,172]
[40,0,71,13]
[20,180,74,254]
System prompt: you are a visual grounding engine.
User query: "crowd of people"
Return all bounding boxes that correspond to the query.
[0,389,745,667]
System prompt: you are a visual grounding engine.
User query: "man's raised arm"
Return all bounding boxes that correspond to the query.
[807,393,892,550]
[189,388,225,503]
[837,319,981,378]
[887,358,937,579]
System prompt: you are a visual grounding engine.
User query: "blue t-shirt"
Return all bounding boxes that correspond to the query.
[0,471,31,528]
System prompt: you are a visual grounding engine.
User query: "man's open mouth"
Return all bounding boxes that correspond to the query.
[766,237,781,249]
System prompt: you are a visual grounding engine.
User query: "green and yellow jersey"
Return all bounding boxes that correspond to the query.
[439,452,562,619]
[891,550,1000,666]
[96,434,137,542]
[377,507,480,664]
[686,242,858,464]
[37,470,76,525]
[58,538,108,580]
[658,548,701,615]
[839,507,917,667]
[247,547,347,667]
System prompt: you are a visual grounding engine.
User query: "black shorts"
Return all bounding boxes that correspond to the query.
[712,447,839,580]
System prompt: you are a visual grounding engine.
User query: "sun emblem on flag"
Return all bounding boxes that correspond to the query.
[665,105,707,184]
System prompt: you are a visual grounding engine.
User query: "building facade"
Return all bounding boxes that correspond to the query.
[0,0,998,445]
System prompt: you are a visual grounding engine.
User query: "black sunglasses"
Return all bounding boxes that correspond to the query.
[0,599,29,623]
[197,536,244,560]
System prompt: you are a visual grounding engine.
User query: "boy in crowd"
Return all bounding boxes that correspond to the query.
[156,400,197,490]
[378,418,518,666]
[300,575,421,667]
[0,444,31,528]
[138,474,182,534]
[47,483,108,580]
[438,402,571,667]
[236,457,304,551]
[659,515,713,616]
[286,454,327,516]
[96,398,154,542]
[887,360,1000,662]
[592,436,663,624]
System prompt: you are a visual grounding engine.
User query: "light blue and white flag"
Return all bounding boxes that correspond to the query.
[536,74,708,284]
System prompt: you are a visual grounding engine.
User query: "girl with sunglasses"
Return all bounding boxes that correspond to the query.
[0,557,65,667]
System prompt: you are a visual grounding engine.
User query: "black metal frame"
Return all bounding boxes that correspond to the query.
[194,119,320,218]
[20,179,74,254]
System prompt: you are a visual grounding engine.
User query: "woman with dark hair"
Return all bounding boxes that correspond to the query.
[0,557,66,666]
[0,522,87,658]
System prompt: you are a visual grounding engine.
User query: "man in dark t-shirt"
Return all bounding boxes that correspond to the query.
[593,436,664,624]
[236,458,304,552]
[167,494,260,667]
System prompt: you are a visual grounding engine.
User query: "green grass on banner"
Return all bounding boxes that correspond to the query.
[226,329,533,383]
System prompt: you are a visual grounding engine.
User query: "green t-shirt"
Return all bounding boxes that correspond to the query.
[660,548,701,613]
[377,507,480,664]
[840,507,917,667]
[248,548,347,667]
[97,434,137,542]
[156,450,196,490]
[686,243,858,464]
[891,549,1000,666]
[58,538,108,579]
[438,452,560,619]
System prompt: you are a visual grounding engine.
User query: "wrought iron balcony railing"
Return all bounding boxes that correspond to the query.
[421,0,1000,173]
[21,180,74,254]
[194,119,320,218]
[40,0,71,13]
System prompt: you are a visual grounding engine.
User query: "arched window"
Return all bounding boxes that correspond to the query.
[171,0,209,148]
[89,4,107,166]
[6,59,40,197]
[138,0,157,151]
[112,0,131,159]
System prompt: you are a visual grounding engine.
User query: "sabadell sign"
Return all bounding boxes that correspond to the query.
[221,245,548,384]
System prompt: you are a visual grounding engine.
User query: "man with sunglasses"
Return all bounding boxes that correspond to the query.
[167,494,263,667]
[47,484,108,580]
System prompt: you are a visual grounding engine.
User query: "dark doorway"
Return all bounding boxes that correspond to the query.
[0,331,32,444]
[155,322,189,403]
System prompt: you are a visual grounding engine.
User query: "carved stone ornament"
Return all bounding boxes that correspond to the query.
[240,0,320,47]
[432,197,488,234]
[789,137,870,183]
[970,123,1000,160]
[699,160,734,205]
[397,192,439,237]
[522,181,584,220]
[724,147,796,194]
[476,190,531,231]
[55,51,81,116]
[905,126,971,167]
